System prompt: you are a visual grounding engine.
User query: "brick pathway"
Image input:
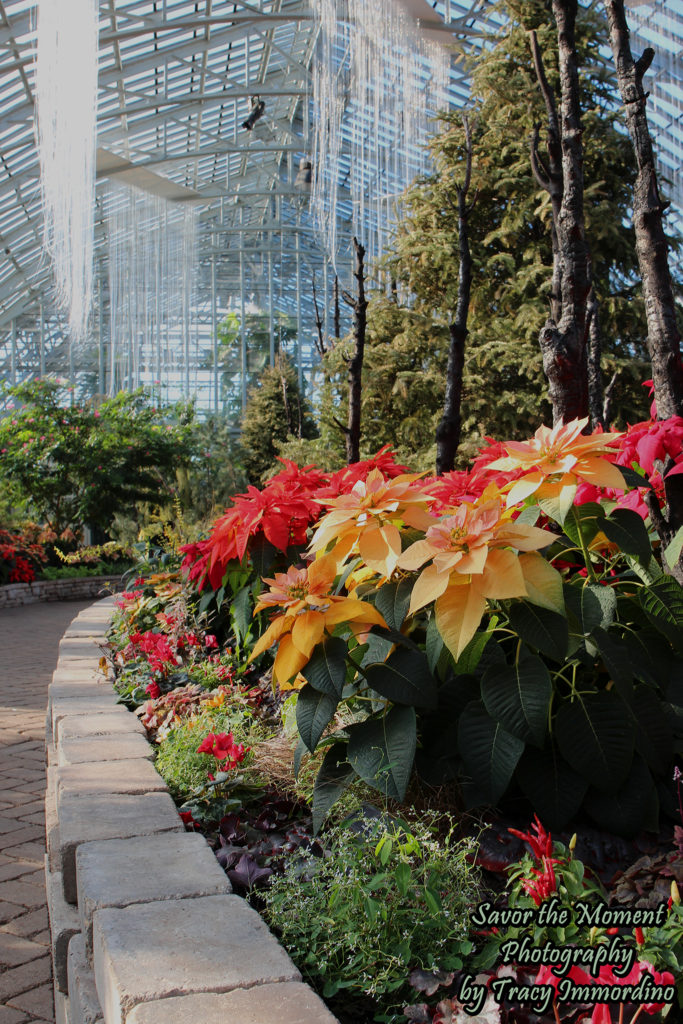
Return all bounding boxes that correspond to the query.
[0,601,92,1024]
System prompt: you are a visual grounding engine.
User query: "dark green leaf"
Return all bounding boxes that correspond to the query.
[664,525,683,571]
[296,684,338,753]
[516,505,541,526]
[639,577,683,651]
[249,533,278,576]
[619,464,650,490]
[302,636,348,699]
[360,630,395,668]
[374,578,413,631]
[516,746,588,831]
[563,583,617,636]
[563,503,605,548]
[631,684,672,774]
[481,653,551,747]
[584,757,659,837]
[538,487,576,526]
[347,706,417,802]
[508,602,568,661]
[231,585,251,643]
[425,614,444,675]
[365,648,438,709]
[601,508,652,563]
[592,627,633,702]
[458,702,525,806]
[555,692,634,793]
[312,742,356,834]
[453,627,495,676]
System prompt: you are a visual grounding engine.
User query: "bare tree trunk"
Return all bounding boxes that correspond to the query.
[604,0,683,421]
[341,239,367,464]
[531,3,591,424]
[436,116,474,476]
[311,275,326,357]
[587,286,604,428]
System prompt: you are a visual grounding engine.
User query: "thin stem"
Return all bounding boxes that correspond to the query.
[630,1006,645,1024]
[552,999,562,1024]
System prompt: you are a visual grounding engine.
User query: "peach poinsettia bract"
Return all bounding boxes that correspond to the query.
[486,417,625,507]
[309,468,434,577]
[249,555,387,686]
[398,490,561,660]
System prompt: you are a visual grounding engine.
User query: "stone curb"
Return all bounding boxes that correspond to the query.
[0,575,123,609]
[45,597,339,1024]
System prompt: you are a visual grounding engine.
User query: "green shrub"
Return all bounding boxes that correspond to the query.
[263,815,478,1012]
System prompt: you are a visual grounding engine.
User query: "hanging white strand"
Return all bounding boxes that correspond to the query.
[311,0,451,283]
[35,0,98,344]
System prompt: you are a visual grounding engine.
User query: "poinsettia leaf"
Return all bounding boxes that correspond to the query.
[365,648,438,709]
[639,577,683,651]
[458,701,525,806]
[508,602,568,661]
[555,691,634,793]
[373,577,413,631]
[563,502,605,548]
[230,585,252,643]
[592,626,633,701]
[664,525,683,570]
[425,613,444,675]
[631,684,673,774]
[584,756,659,837]
[563,582,617,636]
[601,508,652,563]
[312,741,356,834]
[515,745,587,831]
[249,533,278,575]
[481,652,551,747]
[347,705,417,802]
[302,636,348,698]
[538,484,577,526]
[296,684,338,753]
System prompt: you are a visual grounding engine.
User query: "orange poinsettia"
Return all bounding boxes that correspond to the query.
[397,489,561,659]
[485,418,625,508]
[309,468,434,577]
[249,555,387,686]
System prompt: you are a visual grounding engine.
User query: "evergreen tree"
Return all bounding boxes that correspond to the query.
[240,353,318,484]
[391,0,658,445]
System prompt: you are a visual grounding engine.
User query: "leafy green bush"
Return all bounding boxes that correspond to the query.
[263,815,477,1010]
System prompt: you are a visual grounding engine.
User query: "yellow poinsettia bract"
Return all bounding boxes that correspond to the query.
[486,417,625,507]
[249,555,387,686]
[309,468,434,577]
[397,490,561,660]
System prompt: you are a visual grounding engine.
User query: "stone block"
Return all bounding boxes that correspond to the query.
[59,638,101,657]
[76,834,231,957]
[50,680,113,703]
[58,791,182,904]
[53,667,107,685]
[55,760,165,800]
[58,734,154,767]
[54,985,71,1024]
[68,934,104,1024]
[93,896,300,1024]
[52,695,122,741]
[46,768,60,873]
[45,858,80,993]
[125,984,339,1024]
[58,713,145,745]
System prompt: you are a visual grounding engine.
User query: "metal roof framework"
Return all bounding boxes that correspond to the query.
[0,0,679,410]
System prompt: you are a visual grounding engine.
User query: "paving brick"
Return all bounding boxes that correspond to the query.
[0,901,26,925]
[0,859,39,883]
[0,826,45,853]
[55,761,167,800]
[3,842,46,865]
[57,714,145,745]
[0,1004,31,1023]
[76,834,231,956]
[45,863,80,993]
[58,734,153,767]
[5,981,54,1019]
[0,928,49,967]
[0,951,53,1000]
[67,934,104,1024]
[58,791,182,904]
[0,877,46,908]
[2,905,49,937]
[125,983,339,1024]
[93,896,300,1024]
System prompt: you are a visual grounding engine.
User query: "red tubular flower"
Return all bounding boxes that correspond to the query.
[509,815,554,862]
[521,856,561,906]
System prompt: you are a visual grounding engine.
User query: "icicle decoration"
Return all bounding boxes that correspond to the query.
[311,0,450,280]
[105,185,198,398]
[35,0,98,344]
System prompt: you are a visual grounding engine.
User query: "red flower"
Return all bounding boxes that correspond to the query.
[521,856,561,906]
[145,681,161,699]
[197,731,248,769]
[204,634,218,649]
[509,815,554,862]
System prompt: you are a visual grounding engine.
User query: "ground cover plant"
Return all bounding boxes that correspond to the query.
[104,409,683,1023]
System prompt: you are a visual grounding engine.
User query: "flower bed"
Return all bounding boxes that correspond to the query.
[103,414,683,1024]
